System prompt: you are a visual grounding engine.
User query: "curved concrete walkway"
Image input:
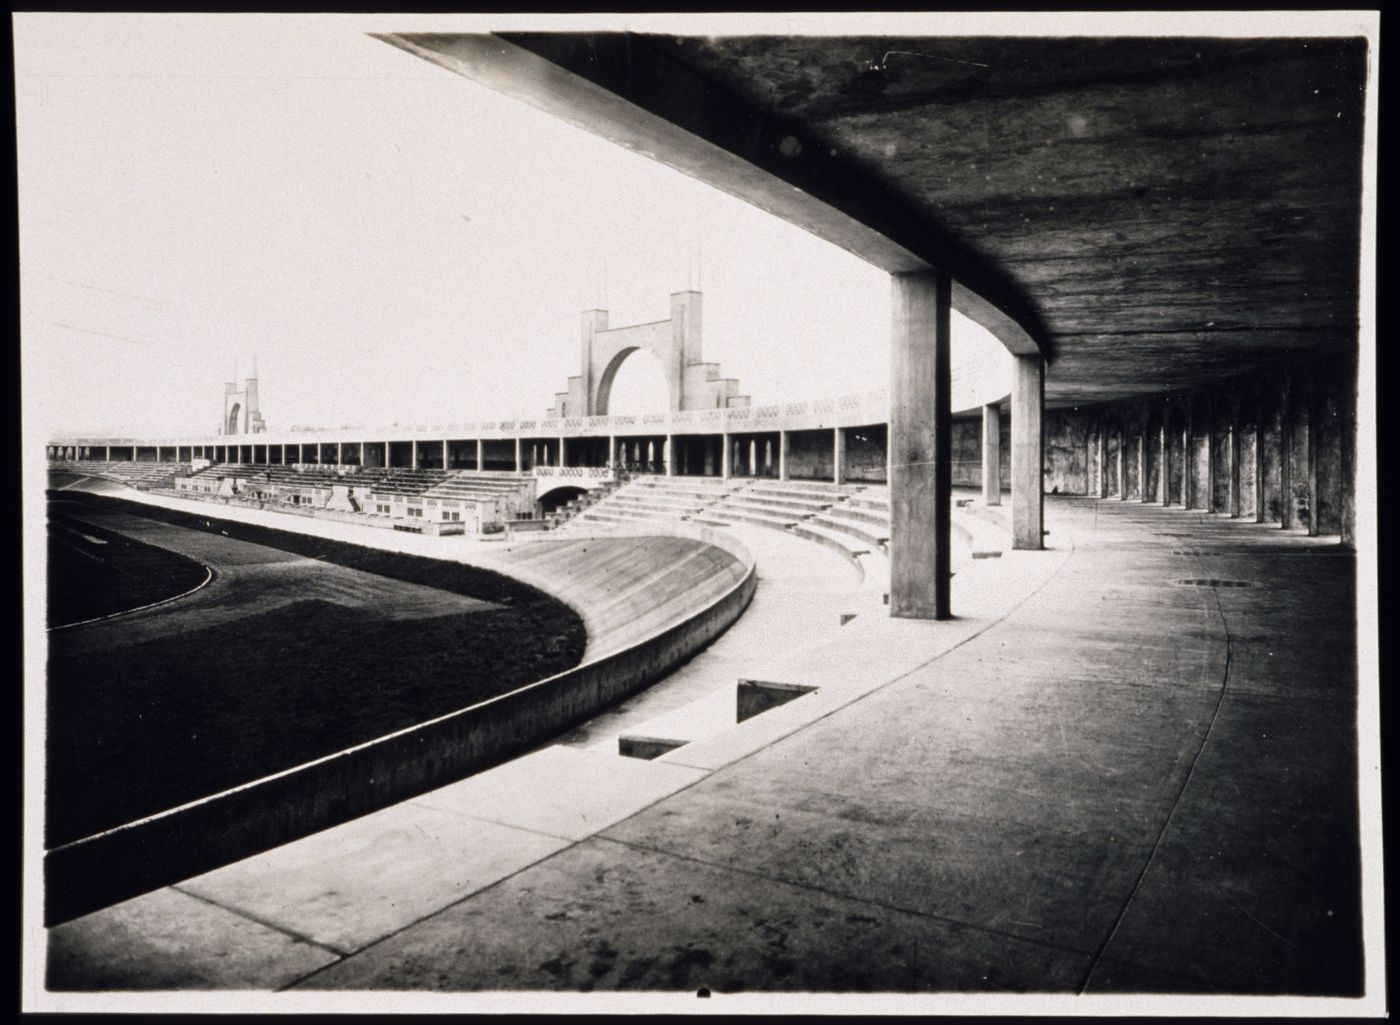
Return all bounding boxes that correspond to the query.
[45,496,1362,1003]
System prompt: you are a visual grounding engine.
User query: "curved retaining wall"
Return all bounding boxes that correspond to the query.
[44,532,756,926]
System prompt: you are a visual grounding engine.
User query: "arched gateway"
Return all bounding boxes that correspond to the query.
[549,290,750,417]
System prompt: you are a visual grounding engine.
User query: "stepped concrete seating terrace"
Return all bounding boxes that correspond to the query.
[423,472,533,502]
[701,479,883,566]
[557,476,906,587]
[52,459,191,490]
[564,476,745,530]
[364,469,450,499]
[191,462,264,483]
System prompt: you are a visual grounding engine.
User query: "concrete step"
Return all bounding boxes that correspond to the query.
[826,504,889,527]
[747,482,847,500]
[703,509,798,533]
[606,496,704,516]
[807,514,888,551]
[725,493,832,514]
[710,502,800,527]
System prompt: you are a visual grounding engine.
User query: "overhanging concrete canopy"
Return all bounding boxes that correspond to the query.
[377,31,1367,408]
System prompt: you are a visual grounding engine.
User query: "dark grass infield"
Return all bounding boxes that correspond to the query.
[46,492,587,846]
[47,513,211,628]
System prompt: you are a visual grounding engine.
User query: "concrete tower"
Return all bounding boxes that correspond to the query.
[221,362,267,435]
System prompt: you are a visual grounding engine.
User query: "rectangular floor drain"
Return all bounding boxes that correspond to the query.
[737,679,819,723]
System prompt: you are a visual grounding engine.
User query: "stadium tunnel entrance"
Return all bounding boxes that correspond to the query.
[536,484,588,516]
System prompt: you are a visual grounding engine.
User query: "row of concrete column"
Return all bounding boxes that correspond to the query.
[1093,385,1341,540]
[62,427,902,483]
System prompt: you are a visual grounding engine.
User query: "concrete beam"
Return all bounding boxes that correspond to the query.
[1011,355,1045,550]
[982,403,1002,506]
[376,32,1047,362]
[889,270,951,620]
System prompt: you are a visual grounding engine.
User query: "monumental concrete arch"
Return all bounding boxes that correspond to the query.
[549,290,750,417]
[222,369,266,436]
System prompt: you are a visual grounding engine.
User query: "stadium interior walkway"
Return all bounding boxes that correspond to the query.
[47,495,1361,996]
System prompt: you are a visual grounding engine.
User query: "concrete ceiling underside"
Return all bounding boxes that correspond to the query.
[387,32,1367,408]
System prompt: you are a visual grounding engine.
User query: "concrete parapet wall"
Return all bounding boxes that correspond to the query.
[44,530,757,926]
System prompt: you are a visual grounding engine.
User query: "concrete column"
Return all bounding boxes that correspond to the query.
[1183,403,1194,509]
[1340,361,1356,547]
[1158,407,1170,505]
[105,446,111,461]
[1253,387,1266,524]
[1228,399,1242,518]
[889,269,951,620]
[664,436,675,477]
[513,437,522,473]
[981,403,1002,506]
[1280,376,1294,529]
[1137,416,1148,502]
[359,441,365,467]
[132,445,138,461]
[1116,421,1127,500]
[336,442,343,467]
[720,432,731,479]
[383,442,389,468]
[608,435,616,470]
[557,436,566,469]
[1204,397,1216,513]
[1306,376,1319,537]
[442,439,449,470]
[1011,354,1045,551]
[1097,426,1109,499]
[477,439,485,471]
[778,431,789,481]
[833,427,846,485]
[411,440,419,470]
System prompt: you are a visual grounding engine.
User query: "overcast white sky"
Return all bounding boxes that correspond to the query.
[16,13,1014,436]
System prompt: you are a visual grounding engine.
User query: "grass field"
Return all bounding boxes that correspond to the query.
[46,492,586,846]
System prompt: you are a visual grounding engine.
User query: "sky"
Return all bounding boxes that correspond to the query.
[14,13,1014,437]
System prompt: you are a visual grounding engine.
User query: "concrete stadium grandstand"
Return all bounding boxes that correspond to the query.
[23,11,1381,1016]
